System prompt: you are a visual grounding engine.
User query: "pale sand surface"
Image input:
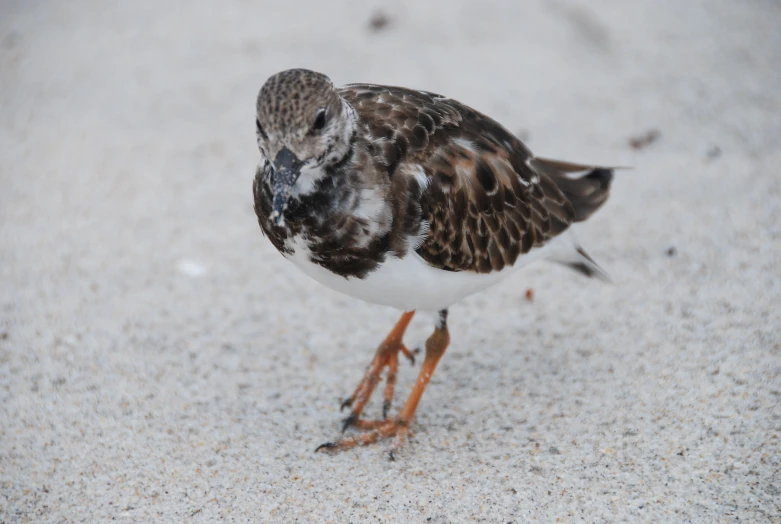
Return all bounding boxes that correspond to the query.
[1,1,780,521]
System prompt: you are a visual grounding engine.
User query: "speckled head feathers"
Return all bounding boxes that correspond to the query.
[256,69,344,147]
[254,69,359,225]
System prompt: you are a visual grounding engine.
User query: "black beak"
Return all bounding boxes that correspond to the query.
[270,147,303,226]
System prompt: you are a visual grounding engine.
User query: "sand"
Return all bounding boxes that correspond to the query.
[2,0,780,521]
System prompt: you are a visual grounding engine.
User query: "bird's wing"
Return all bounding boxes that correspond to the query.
[342,84,611,273]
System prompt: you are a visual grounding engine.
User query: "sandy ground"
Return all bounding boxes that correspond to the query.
[2,0,780,522]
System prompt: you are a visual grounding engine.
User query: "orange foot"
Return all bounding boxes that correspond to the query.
[316,418,412,460]
[339,311,417,430]
[317,310,450,458]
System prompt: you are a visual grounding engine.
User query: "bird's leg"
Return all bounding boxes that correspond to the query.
[339,310,416,431]
[318,309,450,458]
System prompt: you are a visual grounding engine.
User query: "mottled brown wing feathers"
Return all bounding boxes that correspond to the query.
[415,132,578,273]
[341,85,463,175]
[341,84,612,274]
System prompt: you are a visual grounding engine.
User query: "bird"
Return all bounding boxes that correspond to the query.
[252,68,614,458]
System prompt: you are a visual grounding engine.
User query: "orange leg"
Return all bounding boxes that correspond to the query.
[317,309,450,459]
[339,310,417,431]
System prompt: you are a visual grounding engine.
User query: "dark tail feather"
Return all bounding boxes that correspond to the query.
[549,242,612,282]
[563,245,611,281]
[531,157,615,222]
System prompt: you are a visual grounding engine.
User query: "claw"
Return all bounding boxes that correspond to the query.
[340,397,353,411]
[314,418,410,455]
[382,399,391,419]
[400,345,417,366]
[341,413,357,433]
[410,347,422,365]
[314,442,337,453]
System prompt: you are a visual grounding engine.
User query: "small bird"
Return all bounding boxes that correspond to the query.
[252,69,613,457]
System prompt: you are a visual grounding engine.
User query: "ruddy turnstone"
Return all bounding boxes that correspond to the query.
[252,69,613,457]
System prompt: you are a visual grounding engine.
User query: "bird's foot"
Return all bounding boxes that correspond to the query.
[339,312,417,431]
[315,417,411,460]
[339,340,417,431]
[318,310,449,458]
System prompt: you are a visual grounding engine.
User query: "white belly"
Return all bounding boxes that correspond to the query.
[282,235,555,311]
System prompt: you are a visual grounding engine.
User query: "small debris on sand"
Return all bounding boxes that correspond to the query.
[368,11,391,32]
[706,145,722,159]
[629,129,661,150]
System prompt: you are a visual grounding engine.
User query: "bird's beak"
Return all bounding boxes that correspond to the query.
[270,147,303,227]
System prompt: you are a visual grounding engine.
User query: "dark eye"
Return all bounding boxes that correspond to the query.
[312,109,327,131]
[256,118,267,139]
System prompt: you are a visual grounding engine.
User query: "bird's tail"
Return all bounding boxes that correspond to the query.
[530,157,614,222]
[531,157,616,281]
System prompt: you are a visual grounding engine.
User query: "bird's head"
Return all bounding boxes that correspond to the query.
[255,69,355,226]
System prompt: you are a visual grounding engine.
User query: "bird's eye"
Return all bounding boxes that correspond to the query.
[256,118,267,139]
[312,109,327,131]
